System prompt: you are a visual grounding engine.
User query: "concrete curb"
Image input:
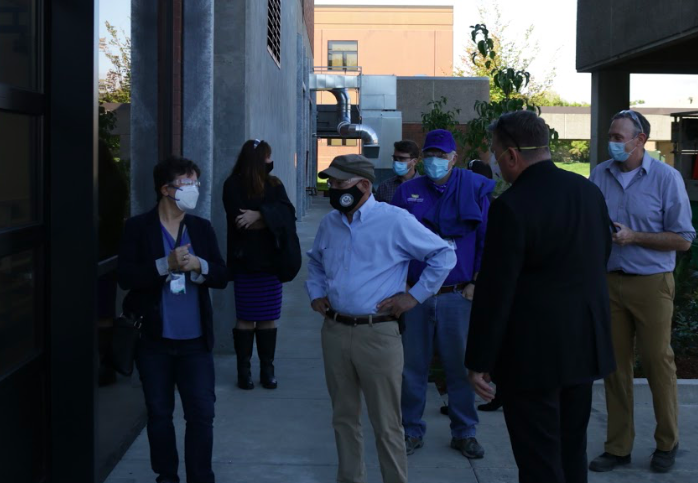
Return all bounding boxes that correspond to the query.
[593,379,698,405]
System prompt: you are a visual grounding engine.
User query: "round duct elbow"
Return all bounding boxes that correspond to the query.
[338,121,379,146]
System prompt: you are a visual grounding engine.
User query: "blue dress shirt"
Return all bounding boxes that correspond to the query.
[305,195,456,315]
[590,152,696,275]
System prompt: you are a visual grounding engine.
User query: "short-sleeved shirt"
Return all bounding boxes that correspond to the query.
[590,152,696,275]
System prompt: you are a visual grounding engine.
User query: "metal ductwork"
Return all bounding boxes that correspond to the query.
[330,88,380,158]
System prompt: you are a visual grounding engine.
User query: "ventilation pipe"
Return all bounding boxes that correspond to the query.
[330,88,380,158]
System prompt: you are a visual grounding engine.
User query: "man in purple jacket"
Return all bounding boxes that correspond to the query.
[391,129,495,458]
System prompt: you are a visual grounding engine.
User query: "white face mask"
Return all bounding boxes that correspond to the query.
[171,185,199,211]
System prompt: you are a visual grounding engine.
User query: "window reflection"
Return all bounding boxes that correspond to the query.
[0,250,35,374]
[0,0,38,90]
[0,111,36,229]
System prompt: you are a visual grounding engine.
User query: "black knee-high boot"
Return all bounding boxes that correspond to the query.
[255,328,278,389]
[233,328,255,390]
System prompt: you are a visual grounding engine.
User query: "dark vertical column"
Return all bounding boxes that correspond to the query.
[48,0,98,481]
[590,70,630,169]
[158,0,183,159]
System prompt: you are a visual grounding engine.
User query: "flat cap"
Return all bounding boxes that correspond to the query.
[318,154,375,183]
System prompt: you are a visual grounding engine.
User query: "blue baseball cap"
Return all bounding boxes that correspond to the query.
[423,129,457,153]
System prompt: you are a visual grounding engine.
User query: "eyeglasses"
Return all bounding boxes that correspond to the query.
[168,179,201,188]
[618,110,644,134]
[422,151,450,159]
[327,177,360,189]
[392,155,413,162]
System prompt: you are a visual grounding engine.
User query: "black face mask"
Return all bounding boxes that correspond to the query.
[329,184,364,213]
[266,161,274,173]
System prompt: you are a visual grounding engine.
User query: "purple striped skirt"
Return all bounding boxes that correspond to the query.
[233,273,283,322]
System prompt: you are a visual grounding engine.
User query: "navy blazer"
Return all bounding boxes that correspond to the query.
[117,207,228,351]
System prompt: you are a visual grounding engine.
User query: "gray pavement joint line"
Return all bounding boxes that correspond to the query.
[469,457,480,483]
[207,461,476,469]
[215,396,330,401]
[473,467,483,483]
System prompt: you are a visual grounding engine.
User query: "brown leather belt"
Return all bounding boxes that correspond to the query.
[609,270,640,277]
[327,309,396,326]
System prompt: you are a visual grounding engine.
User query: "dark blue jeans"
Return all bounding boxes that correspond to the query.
[402,293,479,439]
[136,337,216,483]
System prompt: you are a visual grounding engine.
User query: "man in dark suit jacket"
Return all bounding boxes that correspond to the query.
[465,110,616,483]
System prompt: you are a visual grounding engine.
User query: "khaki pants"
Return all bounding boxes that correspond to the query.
[321,318,408,483]
[604,272,678,455]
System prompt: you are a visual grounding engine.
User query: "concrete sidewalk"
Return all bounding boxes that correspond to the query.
[106,197,698,483]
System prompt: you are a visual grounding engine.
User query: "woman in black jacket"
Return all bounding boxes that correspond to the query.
[223,139,296,390]
[118,156,228,483]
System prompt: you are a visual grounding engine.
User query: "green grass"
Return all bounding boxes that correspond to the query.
[317,176,328,191]
[555,162,590,178]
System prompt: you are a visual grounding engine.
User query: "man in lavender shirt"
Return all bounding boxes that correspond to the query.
[589,110,695,474]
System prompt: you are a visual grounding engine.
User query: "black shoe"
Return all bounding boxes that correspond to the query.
[589,452,631,472]
[651,443,678,473]
[451,437,484,459]
[405,436,423,455]
[233,328,255,390]
[477,400,502,412]
[256,328,278,389]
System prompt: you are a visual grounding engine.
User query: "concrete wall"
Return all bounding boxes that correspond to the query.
[130,0,159,216]
[397,77,490,123]
[183,0,214,218]
[577,0,698,72]
[539,106,695,142]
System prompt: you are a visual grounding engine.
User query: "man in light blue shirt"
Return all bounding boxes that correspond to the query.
[306,154,456,483]
[589,110,695,474]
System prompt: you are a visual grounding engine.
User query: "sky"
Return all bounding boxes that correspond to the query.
[99,0,698,108]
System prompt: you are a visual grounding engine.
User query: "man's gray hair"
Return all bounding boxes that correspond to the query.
[612,110,651,139]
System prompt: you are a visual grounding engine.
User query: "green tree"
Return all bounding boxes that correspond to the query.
[536,90,590,107]
[99,104,120,157]
[455,3,556,106]
[420,96,466,145]
[99,21,131,103]
[551,140,590,164]
[98,21,131,161]
[461,23,559,161]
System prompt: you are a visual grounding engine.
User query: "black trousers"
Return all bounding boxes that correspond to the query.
[502,382,593,483]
